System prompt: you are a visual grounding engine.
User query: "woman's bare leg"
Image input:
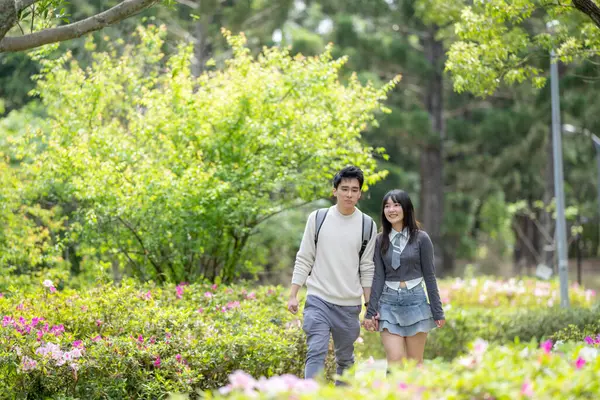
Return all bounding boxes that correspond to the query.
[405,332,428,365]
[381,329,407,366]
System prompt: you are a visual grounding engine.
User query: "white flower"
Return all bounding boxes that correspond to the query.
[43,280,54,288]
[579,347,599,362]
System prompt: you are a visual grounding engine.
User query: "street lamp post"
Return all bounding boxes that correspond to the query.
[548,20,570,307]
[593,135,600,240]
[563,124,600,258]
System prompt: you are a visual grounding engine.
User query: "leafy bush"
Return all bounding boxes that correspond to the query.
[438,277,596,308]
[359,304,600,360]
[1,277,598,397]
[0,281,306,398]
[551,324,600,343]
[208,339,600,399]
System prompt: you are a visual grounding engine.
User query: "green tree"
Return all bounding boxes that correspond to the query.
[418,0,600,96]
[24,25,397,283]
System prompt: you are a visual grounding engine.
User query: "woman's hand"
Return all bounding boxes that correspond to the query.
[435,320,445,328]
[362,313,380,331]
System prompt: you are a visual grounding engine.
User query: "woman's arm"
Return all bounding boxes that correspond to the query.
[419,231,445,321]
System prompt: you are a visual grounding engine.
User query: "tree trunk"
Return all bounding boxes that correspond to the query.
[191,16,213,77]
[0,0,18,42]
[420,27,447,276]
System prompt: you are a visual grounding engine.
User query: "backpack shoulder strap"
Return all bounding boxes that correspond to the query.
[359,214,374,260]
[314,208,329,248]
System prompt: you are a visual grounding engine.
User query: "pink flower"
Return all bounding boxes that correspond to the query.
[584,336,594,345]
[16,303,24,311]
[246,292,256,300]
[92,335,102,342]
[50,324,65,336]
[72,340,84,349]
[204,292,213,299]
[176,285,185,299]
[197,307,204,313]
[49,287,57,293]
[521,381,534,397]
[0,293,4,298]
[143,291,152,300]
[228,370,256,391]
[226,301,241,310]
[137,335,144,343]
[96,319,103,327]
[176,354,182,362]
[21,356,37,372]
[43,280,54,288]
[154,356,161,368]
[398,382,409,390]
[472,338,489,356]
[81,306,88,312]
[575,357,586,369]
[541,340,553,354]
[211,284,218,290]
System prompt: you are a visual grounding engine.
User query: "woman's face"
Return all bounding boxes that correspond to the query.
[384,197,404,226]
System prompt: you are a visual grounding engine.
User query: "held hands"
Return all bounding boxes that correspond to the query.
[287,296,299,314]
[362,312,380,331]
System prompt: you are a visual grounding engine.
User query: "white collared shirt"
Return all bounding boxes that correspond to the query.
[385,228,424,290]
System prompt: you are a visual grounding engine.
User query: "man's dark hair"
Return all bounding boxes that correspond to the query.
[333,166,364,189]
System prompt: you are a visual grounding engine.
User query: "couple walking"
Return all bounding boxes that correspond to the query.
[287,166,445,380]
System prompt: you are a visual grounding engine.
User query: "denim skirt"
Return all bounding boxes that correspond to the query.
[378,284,437,337]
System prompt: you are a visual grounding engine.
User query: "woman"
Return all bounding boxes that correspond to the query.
[363,189,445,366]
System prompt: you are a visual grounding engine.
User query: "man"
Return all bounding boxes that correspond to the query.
[287,165,377,381]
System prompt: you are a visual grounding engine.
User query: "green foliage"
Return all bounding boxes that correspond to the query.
[360,303,600,361]
[0,282,307,397]
[417,0,600,96]
[21,25,397,283]
[209,340,600,399]
[551,324,600,343]
[359,277,598,360]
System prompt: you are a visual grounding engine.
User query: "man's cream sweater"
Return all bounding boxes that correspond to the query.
[291,205,377,306]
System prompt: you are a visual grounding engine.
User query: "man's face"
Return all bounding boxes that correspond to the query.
[333,178,362,209]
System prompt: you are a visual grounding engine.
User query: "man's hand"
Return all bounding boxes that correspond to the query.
[287,296,299,314]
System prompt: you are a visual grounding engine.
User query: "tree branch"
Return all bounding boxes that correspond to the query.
[572,0,600,29]
[0,0,159,53]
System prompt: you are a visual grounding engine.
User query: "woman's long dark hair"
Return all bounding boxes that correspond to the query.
[380,189,420,256]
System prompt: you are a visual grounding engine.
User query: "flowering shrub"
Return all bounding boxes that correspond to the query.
[0,277,597,398]
[358,304,600,360]
[0,280,305,398]
[207,338,600,399]
[437,277,596,308]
